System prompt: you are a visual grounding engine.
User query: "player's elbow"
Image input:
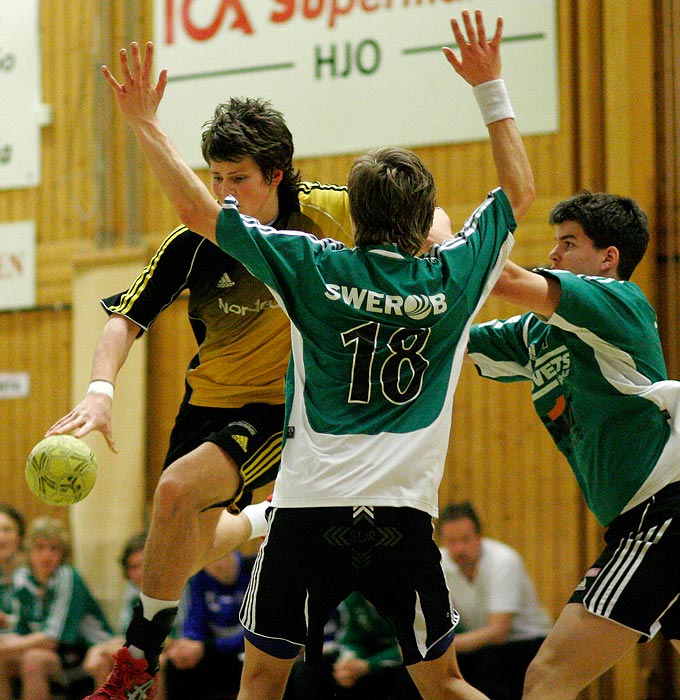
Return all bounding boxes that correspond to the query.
[510,178,536,223]
[177,201,220,243]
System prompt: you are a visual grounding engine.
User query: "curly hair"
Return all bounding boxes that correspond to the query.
[200,97,300,191]
[0,503,25,540]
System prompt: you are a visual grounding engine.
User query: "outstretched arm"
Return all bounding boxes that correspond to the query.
[45,314,140,452]
[493,260,561,317]
[101,42,220,239]
[442,10,535,222]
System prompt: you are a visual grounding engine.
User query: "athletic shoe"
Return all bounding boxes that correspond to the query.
[83,647,157,700]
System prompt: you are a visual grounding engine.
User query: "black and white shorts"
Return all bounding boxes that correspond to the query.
[569,481,680,640]
[240,506,458,665]
[163,401,285,510]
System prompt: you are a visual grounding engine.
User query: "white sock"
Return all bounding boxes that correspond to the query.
[242,500,270,539]
[139,593,180,621]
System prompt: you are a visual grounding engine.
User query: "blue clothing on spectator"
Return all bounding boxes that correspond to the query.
[165,553,253,700]
[182,553,250,654]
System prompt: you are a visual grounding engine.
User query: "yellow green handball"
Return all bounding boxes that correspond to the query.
[25,435,97,505]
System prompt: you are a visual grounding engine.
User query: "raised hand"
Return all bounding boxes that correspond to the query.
[442,9,503,87]
[101,41,168,125]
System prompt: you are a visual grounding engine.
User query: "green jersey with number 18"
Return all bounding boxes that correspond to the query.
[216,189,515,516]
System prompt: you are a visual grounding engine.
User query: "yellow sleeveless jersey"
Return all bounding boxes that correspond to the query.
[102,182,351,408]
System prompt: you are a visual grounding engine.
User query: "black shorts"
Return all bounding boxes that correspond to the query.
[240,506,458,665]
[568,481,680,640]
[163,401,285,510]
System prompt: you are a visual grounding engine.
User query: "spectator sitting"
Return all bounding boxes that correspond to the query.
[285,591,421,700]
[438,501,552,700]
[0,516,113,700]
[83,531,147,687]
[283,606,343,700]
[0,504,25,636]
[163,551,254,700]
[331,591,421,700]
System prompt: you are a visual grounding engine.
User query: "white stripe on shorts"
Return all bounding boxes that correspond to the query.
[241,510,272,630]
[586,518,672,618]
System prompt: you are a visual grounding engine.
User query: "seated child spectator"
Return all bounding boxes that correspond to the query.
[0,516,112,700]
[331,591,421,700]
[285,592,420,700]
[163,551,254,700]
[0,504,25,635]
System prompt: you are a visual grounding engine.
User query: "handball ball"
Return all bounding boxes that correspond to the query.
[25,435,97,506]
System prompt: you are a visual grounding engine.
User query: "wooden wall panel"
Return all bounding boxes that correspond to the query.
[657,0,680,378]
[0,309,72,527]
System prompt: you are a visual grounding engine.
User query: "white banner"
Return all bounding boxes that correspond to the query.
[0,221,36,310]
[0,372,30,400]
[0,0,45,190]
[153,0,559,168]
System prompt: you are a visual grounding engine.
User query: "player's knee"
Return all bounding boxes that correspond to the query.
[154,468,194,512]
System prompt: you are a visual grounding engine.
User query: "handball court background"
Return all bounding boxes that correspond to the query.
[1,1,679,698]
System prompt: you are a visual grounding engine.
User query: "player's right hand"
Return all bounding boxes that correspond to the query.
[45,393,118,453]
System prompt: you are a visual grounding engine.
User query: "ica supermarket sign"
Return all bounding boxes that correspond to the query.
[154,0,558,167]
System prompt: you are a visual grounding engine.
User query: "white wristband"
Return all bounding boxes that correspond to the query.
[473,79,515,126]
[87,380,114,399]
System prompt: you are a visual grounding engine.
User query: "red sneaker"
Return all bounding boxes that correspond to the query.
[83,647,157,699]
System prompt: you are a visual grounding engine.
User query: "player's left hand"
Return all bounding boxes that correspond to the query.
[101,41,167,125]
[442,9,503,87]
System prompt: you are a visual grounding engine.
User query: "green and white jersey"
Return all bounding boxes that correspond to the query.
[216,189,515,516]
[468,270,680,526]
[14,563,112,646]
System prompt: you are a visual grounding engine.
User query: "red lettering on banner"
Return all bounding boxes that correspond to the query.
[164,0,254,43]
[183,0,254,38]
[270,0,462,30]
[165,0,175,43]
[271,0,294,22]
[304,0,324,19]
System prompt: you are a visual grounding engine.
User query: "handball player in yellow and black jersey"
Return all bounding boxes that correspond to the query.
[46,97,353,683]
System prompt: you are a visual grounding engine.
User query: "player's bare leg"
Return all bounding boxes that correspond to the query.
[203,505,266,564]
[522,602,640,700]
[83,442,242,700]
[237,639,296,700]
[407,643,490,700]
[142,441,241,601]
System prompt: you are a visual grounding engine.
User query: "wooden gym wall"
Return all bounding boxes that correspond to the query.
[0,1,676,697]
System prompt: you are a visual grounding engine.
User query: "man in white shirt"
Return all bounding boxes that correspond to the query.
[439,502,552,700]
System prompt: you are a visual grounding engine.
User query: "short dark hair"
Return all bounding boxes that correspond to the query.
[348,147,435,256]
[549,191,649,280]
[0,503,25,540]
[438,501,482,534]
[200,98,300,191]
[119,531,147,571]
